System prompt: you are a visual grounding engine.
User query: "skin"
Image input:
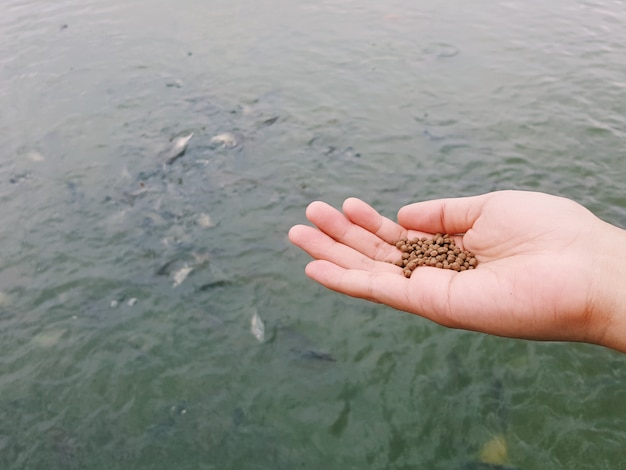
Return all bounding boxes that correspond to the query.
[288,190,626,353]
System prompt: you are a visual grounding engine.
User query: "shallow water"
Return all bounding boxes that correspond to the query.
[1,0,626,468]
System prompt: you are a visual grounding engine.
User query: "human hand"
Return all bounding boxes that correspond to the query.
[288,191,626,352]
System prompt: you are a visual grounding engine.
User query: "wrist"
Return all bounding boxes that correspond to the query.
[589,222,626,353]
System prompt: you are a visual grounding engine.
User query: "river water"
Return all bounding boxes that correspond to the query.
[1,0,626,468]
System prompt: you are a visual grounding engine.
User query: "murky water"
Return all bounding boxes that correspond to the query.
[1,0,626,468]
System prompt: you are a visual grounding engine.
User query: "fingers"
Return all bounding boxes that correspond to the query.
[397,193,490,234]
[304,259,470,327]
[304,200,402,262]
[341,197,408,245]
[288,225,400,274]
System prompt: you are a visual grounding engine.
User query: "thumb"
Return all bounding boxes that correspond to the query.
[397,193,490,234]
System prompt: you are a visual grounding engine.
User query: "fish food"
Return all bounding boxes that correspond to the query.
[392,233,477,277]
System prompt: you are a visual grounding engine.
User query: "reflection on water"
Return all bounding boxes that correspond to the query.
[1,0,626,468]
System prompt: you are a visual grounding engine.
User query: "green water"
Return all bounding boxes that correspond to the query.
[1,0,626,468]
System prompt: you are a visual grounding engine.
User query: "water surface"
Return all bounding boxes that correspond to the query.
[1,1,626,468]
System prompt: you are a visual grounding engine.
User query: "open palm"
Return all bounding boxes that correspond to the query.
[289,191,622,347]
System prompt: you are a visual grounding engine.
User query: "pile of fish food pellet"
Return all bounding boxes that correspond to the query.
[392,233,478,277]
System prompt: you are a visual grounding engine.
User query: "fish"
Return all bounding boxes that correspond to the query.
[478,434,509,467]
[159,132,193,165]
[250,311,265,342]
[210,132,240,148]
[259,116,278,128]
[198,279,232,291]
[172,265,193,287]
[156,253,212,288]
[273,324,336,362]
[297,350,336,362]
[24,149,45,162]
[232,407,246,427]
[196,213,215,228]
[155,258,179,276]
[121,184,149,206]
[462,380,521,470]
[31,329,67,347]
